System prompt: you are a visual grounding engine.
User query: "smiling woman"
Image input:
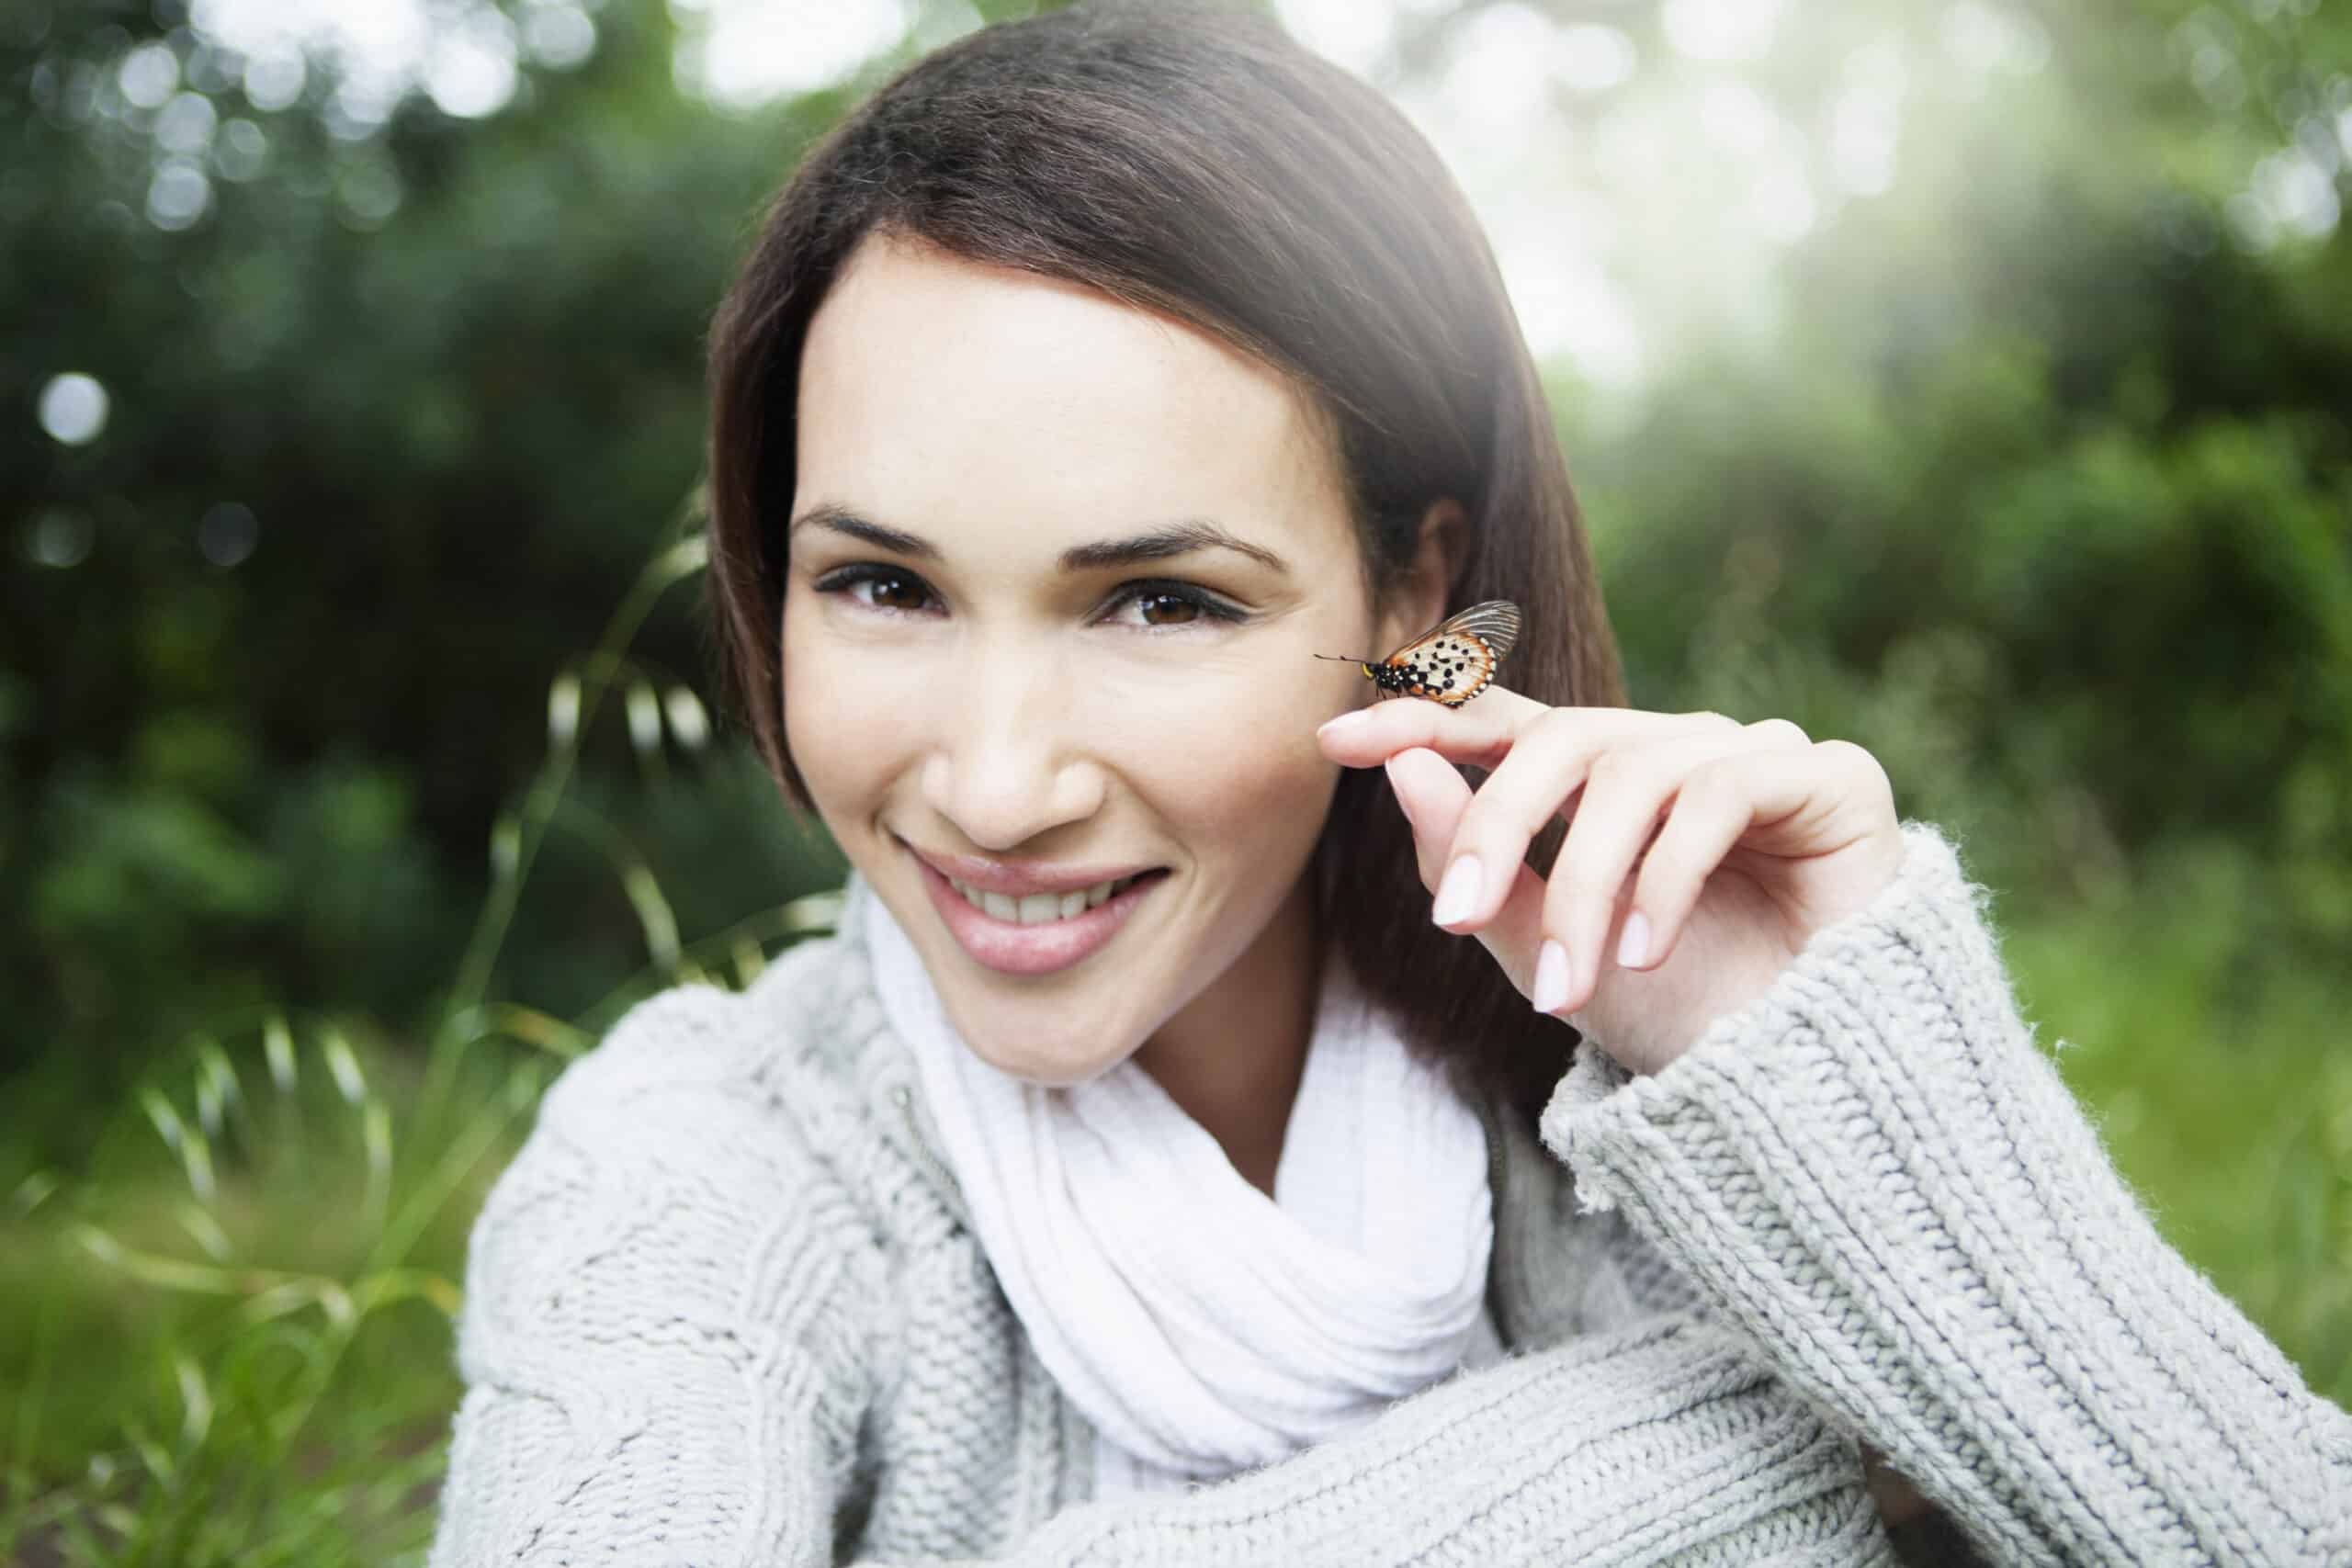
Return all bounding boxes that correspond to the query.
[776,231,1463,1111]
[424,3,2352,1565]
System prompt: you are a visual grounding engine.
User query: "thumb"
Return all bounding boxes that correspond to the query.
[1383,748,1545,1000]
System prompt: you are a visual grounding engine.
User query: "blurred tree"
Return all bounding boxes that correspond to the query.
[1,0,878,1154]
[3,0,2346,1164]
[1566,0,2351,945]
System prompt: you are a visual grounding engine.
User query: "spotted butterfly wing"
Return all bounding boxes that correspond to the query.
[1375,599,1521,707]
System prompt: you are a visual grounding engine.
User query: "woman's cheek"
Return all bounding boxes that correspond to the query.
[781,617,923,819]
[1088,660,1338,854]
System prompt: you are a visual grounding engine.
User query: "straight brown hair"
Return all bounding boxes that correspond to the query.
[702,0,1626,1131]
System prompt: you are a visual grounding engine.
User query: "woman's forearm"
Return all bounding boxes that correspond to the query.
[1546,819,2352,1565]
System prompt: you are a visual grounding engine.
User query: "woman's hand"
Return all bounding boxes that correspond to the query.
[1317,688,1905,1076]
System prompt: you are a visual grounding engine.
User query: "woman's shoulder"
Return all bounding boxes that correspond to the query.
[449,925,900,1432]
[518,892,928,1234]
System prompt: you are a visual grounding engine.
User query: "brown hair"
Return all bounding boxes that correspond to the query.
[703,0,1625,1130]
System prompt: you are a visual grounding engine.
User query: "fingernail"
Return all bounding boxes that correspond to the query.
[1318,709,1373,737]
[1431,856,1482,926]
[1617,911,1650,969]
[1532,940,1570,1013]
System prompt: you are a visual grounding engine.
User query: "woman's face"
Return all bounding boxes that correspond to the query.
[784,234,1432,1085]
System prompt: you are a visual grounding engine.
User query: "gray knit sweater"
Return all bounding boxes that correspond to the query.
[425,820,2352,1565]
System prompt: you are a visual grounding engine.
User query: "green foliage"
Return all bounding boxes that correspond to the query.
[2,1030,529,1566]
[0,0,850,1145]
[1575,7,2352,931]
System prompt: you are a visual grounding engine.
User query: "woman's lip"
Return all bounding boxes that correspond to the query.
[913,853,1167,977]
[902,840,1161,897]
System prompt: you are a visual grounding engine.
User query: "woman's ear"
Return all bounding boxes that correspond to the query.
[1377,497,1468,648]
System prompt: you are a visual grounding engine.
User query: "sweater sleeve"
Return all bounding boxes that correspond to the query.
[1541,818,2352,1566]
[1003,1313,1902,1567]
[426,986,885,1568]
[427,988,1909,1566]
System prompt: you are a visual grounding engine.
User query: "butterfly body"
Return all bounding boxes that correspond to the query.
[1317,600,1521,708]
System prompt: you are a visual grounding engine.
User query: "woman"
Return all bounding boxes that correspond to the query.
[425,4,2351,1563]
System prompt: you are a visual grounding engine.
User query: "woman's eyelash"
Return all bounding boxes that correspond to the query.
[1103,579,1248,626]
[809,564,1247,626]
[811,561,939,613]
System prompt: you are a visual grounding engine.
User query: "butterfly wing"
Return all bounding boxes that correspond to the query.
[1380,599,1521,707]
[1426,600,1521,662]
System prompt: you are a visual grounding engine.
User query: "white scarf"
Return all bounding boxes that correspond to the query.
[863,887,1499,1496]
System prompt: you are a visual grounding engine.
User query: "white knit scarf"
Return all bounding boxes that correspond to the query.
[862,887,1498,1496]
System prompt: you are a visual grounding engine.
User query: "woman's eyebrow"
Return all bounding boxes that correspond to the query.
[789,504,937,558]
[1059,520,1289,575]
[789,504,1289,575]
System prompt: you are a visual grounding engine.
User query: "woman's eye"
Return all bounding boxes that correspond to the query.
[863,572,931,612]
[817,564,937,614]
[1104,581,1242,628]
[1135,592,1200,627]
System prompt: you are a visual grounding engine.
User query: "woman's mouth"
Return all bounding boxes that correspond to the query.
[943,870,1151,924]
[909,852,1169,976]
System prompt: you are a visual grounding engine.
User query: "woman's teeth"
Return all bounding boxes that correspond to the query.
[947,873,1145,924]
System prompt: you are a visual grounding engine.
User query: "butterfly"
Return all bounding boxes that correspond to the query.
[1315,600,1521,707]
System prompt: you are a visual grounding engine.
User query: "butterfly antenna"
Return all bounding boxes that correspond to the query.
[1313,652,1375,662]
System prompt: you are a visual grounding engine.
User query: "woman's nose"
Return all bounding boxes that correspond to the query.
[918,648,1107,852]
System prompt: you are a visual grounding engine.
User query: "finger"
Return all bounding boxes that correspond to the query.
[1540,722,1813,1015]
[1318,684,1692,773]
[1623,739,1884,973]
[1384,748,1545,998]
[1433,708,1747,934]
[1383,747,1469,890]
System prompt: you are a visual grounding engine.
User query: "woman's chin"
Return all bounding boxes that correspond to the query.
[938,990,1157,1087]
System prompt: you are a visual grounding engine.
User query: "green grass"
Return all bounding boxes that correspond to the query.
[1,1033,535,1566]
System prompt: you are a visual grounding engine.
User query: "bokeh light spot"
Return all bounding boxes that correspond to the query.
[1662,0,1786,63]
[155,90,220,156]
[147,160,213,231]
[118,40,180,109]
[241,45,306,112]
[28,509,96,569]
[38,372,109,445]
[426,10,519,118]
[198,502,259,568]
[214,117,269,181]
[522,5,596,72]
[673,0,910,107]
[334,157,404,230]
[1939,2,2051,78]
[2252,146,2342,240]
[1557,25,1637,94]
[1832,39,1906,196]
[1272,0,1396,78]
